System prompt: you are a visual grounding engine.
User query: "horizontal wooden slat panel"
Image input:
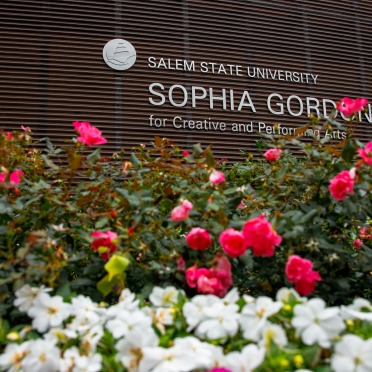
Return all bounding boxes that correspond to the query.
[0,0,371,161]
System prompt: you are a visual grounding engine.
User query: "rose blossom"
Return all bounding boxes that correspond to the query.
[5,132,14,141]
[73,121,107,146]
[186,255,232,297]
[336,97,368,116]
[264,148,282,162]
[285,255,322,295]
[186,227,212,251]
[358,142,372,166]
[171,200,193,221]
[329,170,355,201]
[219,228,246,258]
[353,239,363,249]
[90,230,118,260]
[242,215,282,256]
[209,170,225,185]
[182,150,190,156]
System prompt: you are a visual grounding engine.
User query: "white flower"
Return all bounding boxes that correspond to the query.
[106,309,152,339]
[341,298,372,321]
[183,294,220,331]
[331,334,372,372]
[139,343,200,372]
[107,288,140,318]
[225,344,265,372]
[22,339,61,372]
[260,323,288,348]
[292,298,345,348]
[222,287,240,304]
[276,287,305,303]
[195,301,240,340]
[60,347,102,372]
[0,342,30,372]
[149,286,180,308]
[14,284,51,312]
[28,293,71,333]
[239,296,282,341]
[116,328,159,371]
[172,337,226,370]
[79,324,104,353]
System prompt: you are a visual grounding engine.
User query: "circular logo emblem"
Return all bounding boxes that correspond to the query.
[103,39,136,71]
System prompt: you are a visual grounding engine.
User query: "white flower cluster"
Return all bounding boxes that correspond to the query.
[1,285,372,372]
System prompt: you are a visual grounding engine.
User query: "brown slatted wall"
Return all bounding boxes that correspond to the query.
[0,0,371,161]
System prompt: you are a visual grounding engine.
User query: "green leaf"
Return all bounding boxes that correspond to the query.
[104,255,130,280]
[341,139,357,164]
[87,148,101,165]
[130,153,141,168]
[95,217,109,229]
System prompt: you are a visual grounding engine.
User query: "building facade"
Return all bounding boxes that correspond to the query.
[1,0,371,160]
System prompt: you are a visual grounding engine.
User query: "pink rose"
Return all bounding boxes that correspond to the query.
[210,254,233,293]
[336,97,368,116]
[209,369,233,372]
[171,200,193,221]
[219,228,246,258]
[264,148,282,162]
[285,255,321,295]
[358,142,372,166]
[90,230,118,261]
[0,173,5,183]
[353,239,363,249]
[5,132,14,141]
[186,227,212,251]
[209,170,225,185]
[242,215,282,257]
[185,255,232,297]
[9,169,24,186]
[329,170,355,201]
[182,150,190,156]
[21,125,31,133]
[73,121,107,146]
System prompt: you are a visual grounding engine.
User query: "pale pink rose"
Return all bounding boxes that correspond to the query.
[90,230,118,261]
[242,215,282,257]
[219,228,246,258]
[353,239,363,249]
[336,97,369,116]
[209,170,225,185]
[21,125,31,133]
[171,200,193,221]
[186,227,212,251]
[358,142,372,166]
[285,255,321,296]
[177,256,186,271]
[264,148,282,162]
[73,121,107,146]
[329,170,354,201]
[9,170,24,185]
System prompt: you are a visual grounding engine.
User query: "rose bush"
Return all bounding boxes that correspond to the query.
[0,102,372,370]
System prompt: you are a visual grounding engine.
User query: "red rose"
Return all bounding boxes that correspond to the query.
[90,230,118,261]
[285,255,321,295]
[186,227,212,251]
